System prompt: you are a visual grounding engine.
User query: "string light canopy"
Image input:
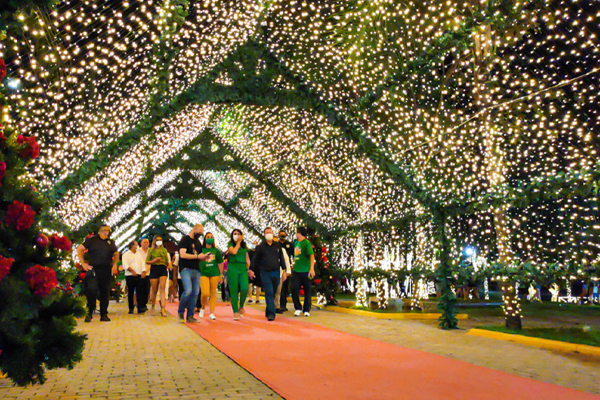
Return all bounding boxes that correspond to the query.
[2,0,600,327]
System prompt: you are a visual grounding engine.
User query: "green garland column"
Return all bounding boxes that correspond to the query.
[433,207,458,329]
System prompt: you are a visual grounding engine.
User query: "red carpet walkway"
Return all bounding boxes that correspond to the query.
[166,302,599,400]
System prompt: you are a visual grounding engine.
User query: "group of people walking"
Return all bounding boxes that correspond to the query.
[77,223,316,323]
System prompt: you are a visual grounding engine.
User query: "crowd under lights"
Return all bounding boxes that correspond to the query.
[3,0,600,307]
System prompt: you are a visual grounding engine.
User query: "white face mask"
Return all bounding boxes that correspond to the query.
[265,233,274,241]
[156,241,163,247]
[232,234,240,242]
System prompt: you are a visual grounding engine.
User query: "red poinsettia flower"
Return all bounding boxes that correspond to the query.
[25,265,58,297]
[78,272,86,281]
[49,233,72,252]
[0,161,6,185]
[4,200,36,230]
[314,279,322,285]
[0,255,15,283]
[0,59,6,81]
[16,135,40,160]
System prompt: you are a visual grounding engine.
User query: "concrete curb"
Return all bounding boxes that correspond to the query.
[467,328,600,357]
[322,305,469,320]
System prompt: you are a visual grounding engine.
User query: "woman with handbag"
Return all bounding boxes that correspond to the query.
[147,236,173,317]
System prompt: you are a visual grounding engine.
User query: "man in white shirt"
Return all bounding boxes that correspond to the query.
[136,238,151,313]
[123,241,147,314]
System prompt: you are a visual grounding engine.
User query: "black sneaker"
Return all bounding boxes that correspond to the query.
[128,310,134,315]
[267,315,275,321]
[276,308,285,314]
[100,315,111,322]
[247,299,253,304]
[186,316,199,323]
[84,315,92,323]
[178,312,185,321]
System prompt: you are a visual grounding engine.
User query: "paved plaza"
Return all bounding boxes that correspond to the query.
[1,300,599,399]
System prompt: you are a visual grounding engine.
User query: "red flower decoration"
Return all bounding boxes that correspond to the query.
[0,255,15,283]
[314,279,321,285]
[49,234,72,252]
[0,161,6,185]
[4,200,36,230]
[60,282,74,294]
[36,233,50,247]
[16,135,40,160]
[25,265,58,297]
[78,272,86,281]
[0,59,6,81]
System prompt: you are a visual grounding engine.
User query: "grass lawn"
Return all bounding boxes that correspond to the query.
[464,302,600,319]
[476,325,600,347]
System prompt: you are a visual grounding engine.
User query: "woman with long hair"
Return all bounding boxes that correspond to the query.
[147,236,173,317]
[227,229,253,320]
[198,232,224,320]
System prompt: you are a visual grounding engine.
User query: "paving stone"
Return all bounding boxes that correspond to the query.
[0,302,281,399]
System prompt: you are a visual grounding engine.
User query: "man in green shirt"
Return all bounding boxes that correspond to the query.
[291,226,315,317]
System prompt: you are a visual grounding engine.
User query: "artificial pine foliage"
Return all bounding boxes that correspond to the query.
[307,231,339,306]
[0,55,86,385]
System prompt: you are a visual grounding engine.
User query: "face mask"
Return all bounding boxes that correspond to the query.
[232,234,240,242]
[206,238,214,245]
[279,236,286,241]
[265,233,274,241]
[194,232,203,239]
[156,241,163,247]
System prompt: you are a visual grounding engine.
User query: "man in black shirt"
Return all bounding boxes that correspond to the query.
[252,227,287,321]
[277,230,294,313]
[177,224,211,323]
[77,225,119,322]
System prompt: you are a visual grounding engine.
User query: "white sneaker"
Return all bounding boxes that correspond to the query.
[304,312,310,317]
[294,310,302,317]
[199,309,205,318]
[209,313,216,320]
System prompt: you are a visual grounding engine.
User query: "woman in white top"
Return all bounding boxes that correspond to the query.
[122,241,147,314]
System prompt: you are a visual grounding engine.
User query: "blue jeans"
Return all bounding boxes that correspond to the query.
[261,270,281,319]
[178,268,200,318]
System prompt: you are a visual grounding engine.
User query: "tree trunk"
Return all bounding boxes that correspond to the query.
[472,17,521,329]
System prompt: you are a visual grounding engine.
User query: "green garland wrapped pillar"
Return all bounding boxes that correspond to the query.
[433,207,458,330]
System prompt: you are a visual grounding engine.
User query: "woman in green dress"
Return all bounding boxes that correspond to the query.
[199,232,224,320]
[147,236,173,317]
[227,229,254,320]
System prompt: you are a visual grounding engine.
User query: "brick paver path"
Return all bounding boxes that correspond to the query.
[298,307,600,396]
[0,301,280,400]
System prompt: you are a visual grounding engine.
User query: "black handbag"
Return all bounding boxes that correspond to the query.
[83,270,100,299]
